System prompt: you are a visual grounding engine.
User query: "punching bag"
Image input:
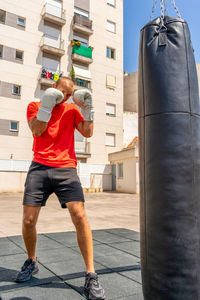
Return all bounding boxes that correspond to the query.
[138,3,200,300]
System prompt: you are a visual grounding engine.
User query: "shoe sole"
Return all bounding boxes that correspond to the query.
[84,287,105,300]
[15,269,39,283]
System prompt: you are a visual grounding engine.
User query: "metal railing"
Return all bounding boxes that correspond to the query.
[75,78,91,89]
[73,15,92,29]
[42,3,66,19]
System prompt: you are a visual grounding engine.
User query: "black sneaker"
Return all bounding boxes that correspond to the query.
[15,258,39,282]
[84,272,105,300]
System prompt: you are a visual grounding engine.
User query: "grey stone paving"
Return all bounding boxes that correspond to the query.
[0,228,143,300]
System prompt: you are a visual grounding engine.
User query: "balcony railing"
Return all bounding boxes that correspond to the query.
[39,68,63,86]
[75,78,91,89]
[41,35,65,56]
[75,140,91,158]
[41,3,66,25]
[72,44,92,58]
[73,15,93,36]
[73,15,92,29]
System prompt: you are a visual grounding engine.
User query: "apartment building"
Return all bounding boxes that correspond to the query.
[0,0,123,164]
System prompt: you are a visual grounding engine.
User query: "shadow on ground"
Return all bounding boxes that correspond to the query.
[0,228,143,300]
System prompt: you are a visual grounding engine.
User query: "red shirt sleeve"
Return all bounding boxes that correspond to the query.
[73,104,84,127]
[26,102,39,123]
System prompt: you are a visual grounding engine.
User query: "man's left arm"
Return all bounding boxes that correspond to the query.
[73,89,94,138]
[76,121,93,138]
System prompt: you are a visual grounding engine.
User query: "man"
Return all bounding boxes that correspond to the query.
[15,77,105,300]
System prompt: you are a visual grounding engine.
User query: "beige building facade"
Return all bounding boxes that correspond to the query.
[123,63,200,148]
[0,0,123,165]
[108,139,139,194]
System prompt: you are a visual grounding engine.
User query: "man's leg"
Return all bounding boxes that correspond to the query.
[66,202,95,274]
[22,205,41,262]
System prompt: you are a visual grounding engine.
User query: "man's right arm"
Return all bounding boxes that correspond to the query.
[28,88,64,137]
[28,118,48,137]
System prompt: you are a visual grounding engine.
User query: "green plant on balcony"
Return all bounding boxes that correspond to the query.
[70,65,76,82]
[71,40,82,47]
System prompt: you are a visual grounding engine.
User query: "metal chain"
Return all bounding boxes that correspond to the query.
[164,0,168,15]
[150,0,181,21]
[150,0,158,21]
[170,0,182,18]
[160,0,165,21]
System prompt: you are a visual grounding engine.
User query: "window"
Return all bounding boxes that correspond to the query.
[106,20,116,33]
[118,163,123,179]
[74,7,89,19]
[107,0,116,7]
[17,17,26,27]
[106,74,116,89]
[10,121,19,132]
[45,0,62,18]
[106,103,116,116]
[107,47,115,59]
[42,56,60,73]
[12,85,21,95]
[0,10,6,24]
[106,133,115,146]
[75,78,91,89]
[73,35,88,47]
[16,50,23,60]
[0,45,3,58]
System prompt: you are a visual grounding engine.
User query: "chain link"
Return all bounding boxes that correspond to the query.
[170,0,182,18]
[150,0,158,21]
[160,0,165,20]
[150,0,181,21]
[164,0,168,15]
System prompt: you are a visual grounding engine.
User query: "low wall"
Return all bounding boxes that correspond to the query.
[0,160,112,192]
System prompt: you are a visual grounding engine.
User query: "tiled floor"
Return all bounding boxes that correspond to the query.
[0,228,143,300]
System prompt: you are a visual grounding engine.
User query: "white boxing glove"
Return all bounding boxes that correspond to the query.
[73,89,94,121]
[37,88,64,122]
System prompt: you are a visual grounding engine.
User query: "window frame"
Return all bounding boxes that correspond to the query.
[106,46,116,59]
[0,10,6,24]
[15,50,23,60]
[0,45,3,59]
[118,163,123,179]
[10,121,19,132]
[12,85,21,96]
[106,20,116,33]
[75,77,91,89]
[107,0,116,8]
[74,7,89,19]
[106,103,116,117]
[106,74,116,89]
[17,17,26,27]
[106,133,116,147]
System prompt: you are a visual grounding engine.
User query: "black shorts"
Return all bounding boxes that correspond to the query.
[23,161,85,208]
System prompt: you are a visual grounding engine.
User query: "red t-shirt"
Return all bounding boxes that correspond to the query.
[27,101,84,168]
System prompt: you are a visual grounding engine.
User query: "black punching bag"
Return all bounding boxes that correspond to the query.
[138,12,200,300]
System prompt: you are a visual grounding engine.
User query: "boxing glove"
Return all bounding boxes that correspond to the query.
[73,89,94,121]
[37,88,64,122]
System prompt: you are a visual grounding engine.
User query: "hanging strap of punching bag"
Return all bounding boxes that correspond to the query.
[150,0,182,21]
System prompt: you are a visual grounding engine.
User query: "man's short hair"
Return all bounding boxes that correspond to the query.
[56,76,74,87]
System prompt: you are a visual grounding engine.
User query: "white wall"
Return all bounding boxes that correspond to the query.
[0,159,112,192]
[123,112,138,147]
[115,157,137,193]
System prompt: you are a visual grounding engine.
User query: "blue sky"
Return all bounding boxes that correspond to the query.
[124,0,200,73]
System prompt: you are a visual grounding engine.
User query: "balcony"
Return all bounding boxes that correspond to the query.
[74,78,92,90]
[39,68,63,87]
[72,44,93,64]
[41,3,66,26]
[40,35,65,56]
[75,140,91,159]
[72,15,93,36]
